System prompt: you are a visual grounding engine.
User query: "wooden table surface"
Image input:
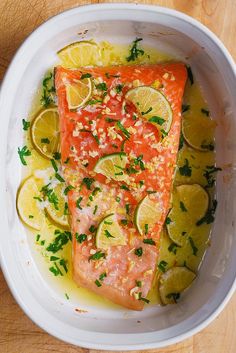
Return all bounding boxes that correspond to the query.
[0,0,236,352]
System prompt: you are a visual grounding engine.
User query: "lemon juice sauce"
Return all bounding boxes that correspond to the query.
[18,40,217,308]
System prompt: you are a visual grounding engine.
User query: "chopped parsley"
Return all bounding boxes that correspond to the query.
[81,73,92,79]
[50,256,60,261]
[28,215,34,219]
[126,38,144,62]
[89,250,106,261]
[136,280,142,287]
[76,196,83,209]
[141,107,152,115]
[55,173,65,182]
[203,165,222,188]
[138,292,150,304]
[46,229,71,253]
[104,230,114,238]
[33,196,42,202]
[49,263,63,276]
[50,159,58,172]
[158,260,168,272]
[144,224,149,235]
[133,155,145,170]
[196,199,217,226]
[166,292,180,303]
[165,216,172,225]
[18,146,31,165]
[64,157,70,164]
[93,205,98,215]
[65,293,69,300]
[64,185,75,195]
[106,117,117,123]
[121,184,130,191]
[143,238,156,245]
[125,203,130,215]
[41,184,59,210]
[135,247,143,257]
[40,72,55,107]
[121,219,128,225]
[22,119,30,131]
[105,72,120,79]
[53,152,61,160]
[95,279,102,287]
[115,84,124,93]
[168,243,178,254]
[116,196,121,203]
[161,129,168,138]
[75,233,87,243]
[99,272,107,281]
[82,177,95,190]
[59,259,68,273]
[116,121,130,139]
[200,142,215,151]
[182,104,190,113]
[63,202,69,216]
[186,66,194,85]
[96,82,107,91]
[179,158,192,177]
[36,234,40,242]
[89,225,96,233]
[180,201,187,212]
[41,137,50,144]
[179,132,184,150]
[148,116,165,125]
[201,108,210,116]
[189,237,198,256]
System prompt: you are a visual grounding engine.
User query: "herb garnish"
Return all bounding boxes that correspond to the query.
[105,117,117,123]
[89,225,96,233]
[203,165,222,188]
[125,203,130,215]
[89,250,106,261]
[182,104,190,113]
[41,184,59,210]
[138,292,150,304]
[64,185,75,195]
[165,216,172,225]
[135,247,143,257]
[115,84,124,93]
[53,152,61,160]
[64,202,69,215]
[46,229,71,253]
[201,108,210,116]
[40,72,55,107]
[179,132,184,150]
[133,155,145,170]
[99,272,107,281]
[82,177,95,190]
[81,73,92,79]
[49,263,63,276]
[148,116,165,125]
[18,146,31,165]
[180,201,187,212]
[168,243,178,254]
[51,159,58,172]
[117,121,130,139]
[22,119,30,131]
[166,292,180,303]
[104,230,114,238]
[136,280,142,287]
[126,38,144,62]
[141,107,152,115]
[189,237,198,256]
[95,279,102,287]
[105,72,120,79]
[93,205,98,215]
[75,233,87,243]
[158,260,168,272]
[200,142,215,151]
[186,66,194,85]
[76,196,83,209]
[55,173,65,182]
[179,158,192,176]
[121,219,128,225]
[144,224,149,235]
[41,138,50,144]
[143,238,156,245]
[196,199,217,226]
[121,184,130,191]
[96,82,108,91]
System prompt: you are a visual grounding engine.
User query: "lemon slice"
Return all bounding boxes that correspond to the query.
[46,183,69,228]
[159,266,196,304]
[31,108,59,159]
[134,195,162,236]
[182,115,216,151]
[94,153,128,181]
[167,184,209,246]
[17,177,45,230]
[125,86,173,133]
[66,78,92,110]
[57,41,101,68]
[96,213,126,250]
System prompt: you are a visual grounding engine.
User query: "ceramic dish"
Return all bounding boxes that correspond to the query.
[0,4,236,350]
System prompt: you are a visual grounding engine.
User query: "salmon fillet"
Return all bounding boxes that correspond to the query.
[55,63,187,310]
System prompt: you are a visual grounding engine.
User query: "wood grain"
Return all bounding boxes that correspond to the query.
[0,0,235,352]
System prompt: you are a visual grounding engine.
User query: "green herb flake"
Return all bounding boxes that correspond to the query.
[46,229,71,253]
[121,184,130,191]
[95,279,102,287]
[50,159,58,172]
[104,229,114,238]
[182,104,190,113]
[125,203,130,215]
[18,146,31,165]
[115,84,124,93]
[188,237,198,256]
[138,292,150,304]
[96,82,108,91]
[64,185,75,195]
[126,38,144,62]
[161,129,168,138]
[141,107,152,115]
[40,72,55,107]
[89,225,96,233]
[179,158,192,177]
[106,117,117,123]
[41,138,50,144]
[179,132,184,151]
[81,73,92,79]
[41,184,59,210]
[144,224,149,235]
[99,272,107,281]
[168,243,178,254]
[33,196,42,202]
[117,121,130,139]
[158,260,168,272]
[55,173,65,182]
[82,177,95,190]
[64,157,70,164]
[186,66,194,85]
[28,215,34,219]
[165,217,172,225]
[134,247,143,257]
[36,234,40,242]
[196,199,217,226]
[148,116,165,125]
[49,263,62,276]
[76,196,83,210]
[50,256,60,261]
[93,205,98,215]
[166,292,180,303]
[65,293,69,300]
[136,280,142,287]
[22,119,30,131]
[75,233,87,243]
[201,108,210,116]
[203,165,222,188]
[180,201,187,212]
[121,219,128,225]
[200,142,215,151]
[59,258,68,273]
[116,196,121,203]
[143,238,156,245]
[89,251,106,261]
[53,152,61,160]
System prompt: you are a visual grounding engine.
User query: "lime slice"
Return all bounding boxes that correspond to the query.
[31,108,59,159]
[182,115,216,151]
[66,78,92,110]
[96,213,126,250]
[159,266,196,304]
[17,177,45,230]
[167,184,209,246]
[125,86,172,133]
[94,153,128,181]
[57,41,101,68]
[134,195,162,236]
[46,183,69,228]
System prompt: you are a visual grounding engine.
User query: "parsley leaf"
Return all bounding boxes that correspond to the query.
[126,38,144,62]
[22,119,30,131]
[46,229,71,253]
[75,233,87,243]
[158,260,168,272]
[89,251,106,261]
[189,237,198,256]
[18,146,31,165]
[148,116,165,125]
[196,199,217,226]
[179,159,192,176]
[82,177,95,190]
[180,201,187,212]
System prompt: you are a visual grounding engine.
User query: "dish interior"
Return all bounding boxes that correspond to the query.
[4,14,236,342]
